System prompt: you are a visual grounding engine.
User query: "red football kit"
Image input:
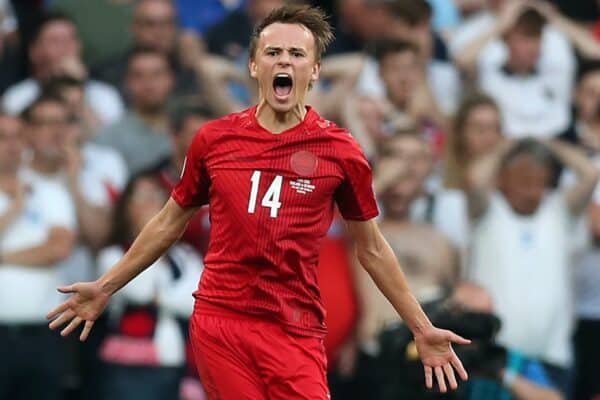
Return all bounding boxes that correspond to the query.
[172,106,378,399]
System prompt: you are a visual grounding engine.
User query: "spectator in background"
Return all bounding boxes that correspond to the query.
[561,62,600,146]
[97,172,203,400]
[1,12,124,125]
[467,138,599,393]
[444,92,503,190]
[21,93,127,284]
[343,41,448,161]
[0,111,76,400]
[96,48,174,175]
[451,0,575,90]
[375,130,470,257]
[573,202,600,400]
[204,0,284,61]
[150,102,213,256]
[463,5,572,138]
[452,283,563,400]
[93,0,203,102]
[356,0,462,117]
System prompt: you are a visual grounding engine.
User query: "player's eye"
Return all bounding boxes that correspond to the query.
[292,52,304,58]
[267,50,278,56]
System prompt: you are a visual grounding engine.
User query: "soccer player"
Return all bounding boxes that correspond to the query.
[47,5,470,399]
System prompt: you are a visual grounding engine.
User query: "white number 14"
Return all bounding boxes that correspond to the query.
[247,170,283,218]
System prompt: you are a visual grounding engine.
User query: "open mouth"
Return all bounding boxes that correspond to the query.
[273,73,293,98]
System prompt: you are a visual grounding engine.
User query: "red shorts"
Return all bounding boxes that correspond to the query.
[189,307,330,400]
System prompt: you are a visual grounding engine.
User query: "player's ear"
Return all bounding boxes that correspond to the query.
[311,62,320,82]
[249,58,258,79]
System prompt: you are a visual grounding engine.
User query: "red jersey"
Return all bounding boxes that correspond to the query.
[172,106,378,337]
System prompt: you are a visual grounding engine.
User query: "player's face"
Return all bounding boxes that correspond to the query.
[0,116,23,173]
[249,23,320,113]
[499,155,550,215]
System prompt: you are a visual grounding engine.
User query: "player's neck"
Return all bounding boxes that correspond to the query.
[255,101,307,134]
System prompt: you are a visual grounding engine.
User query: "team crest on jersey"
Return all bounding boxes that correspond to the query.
[290,150,318,176]
[290,179,315,194]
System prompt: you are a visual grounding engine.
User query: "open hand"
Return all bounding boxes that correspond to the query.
[415,327,470,392]
[47,281,110,341]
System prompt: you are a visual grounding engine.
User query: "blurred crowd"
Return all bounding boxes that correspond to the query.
[2,0,600,400]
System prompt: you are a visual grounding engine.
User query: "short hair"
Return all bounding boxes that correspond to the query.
[29,11,77,48]
[500,138,556,172]
[577,60,600,83]
[384,0,432,25]
[169,101,215,134]
[510,9,545,37]
[249,5,334,62]
[21,93,68,123]
[377,127,425,158]
[374,39,419,63]
[126,47,175,73]
[41,75,84,99]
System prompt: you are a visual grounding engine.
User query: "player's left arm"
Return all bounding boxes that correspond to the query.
[345,218,470,392]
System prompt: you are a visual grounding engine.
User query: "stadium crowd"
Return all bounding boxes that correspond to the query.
[1,0,600,399]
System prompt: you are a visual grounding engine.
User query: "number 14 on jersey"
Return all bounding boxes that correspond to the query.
[247,170,283,218]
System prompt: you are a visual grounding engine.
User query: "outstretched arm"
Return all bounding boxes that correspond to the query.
[47,198,199,341]
[345,219,470,392]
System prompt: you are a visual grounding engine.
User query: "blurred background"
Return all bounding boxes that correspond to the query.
[1,0,600,399]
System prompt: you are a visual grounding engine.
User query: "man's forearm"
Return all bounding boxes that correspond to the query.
[98,199,194,296]
[3,227,75,266]
[69,184,112,249]
[356,235,433,336]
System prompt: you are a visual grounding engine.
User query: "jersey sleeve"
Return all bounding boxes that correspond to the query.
[171,127,211,208]
[334,138,379,221]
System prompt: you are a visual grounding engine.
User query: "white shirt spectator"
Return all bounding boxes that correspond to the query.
[449,10,575,87]
[411,188,470,251]
[98,244,203,367]
[470,192,575,367]
[0,173,76,323]
[22,143,128,283]
[479,65,571,138]
[356,57,461,115]
[1,78,124,126]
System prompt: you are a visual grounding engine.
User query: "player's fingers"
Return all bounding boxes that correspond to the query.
[61,316,82,337]
[435,366,447,393]
[80,320,95,342]
[46,301,69,320]
[444,363,458,390]
[447,331,471,345]
[57,284,77,294]
[48,309,75,330]
[451,352,469,381]
[424,365,433,389]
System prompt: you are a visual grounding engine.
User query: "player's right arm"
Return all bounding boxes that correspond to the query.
[48,125,212,341]
[46,199,199,341]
